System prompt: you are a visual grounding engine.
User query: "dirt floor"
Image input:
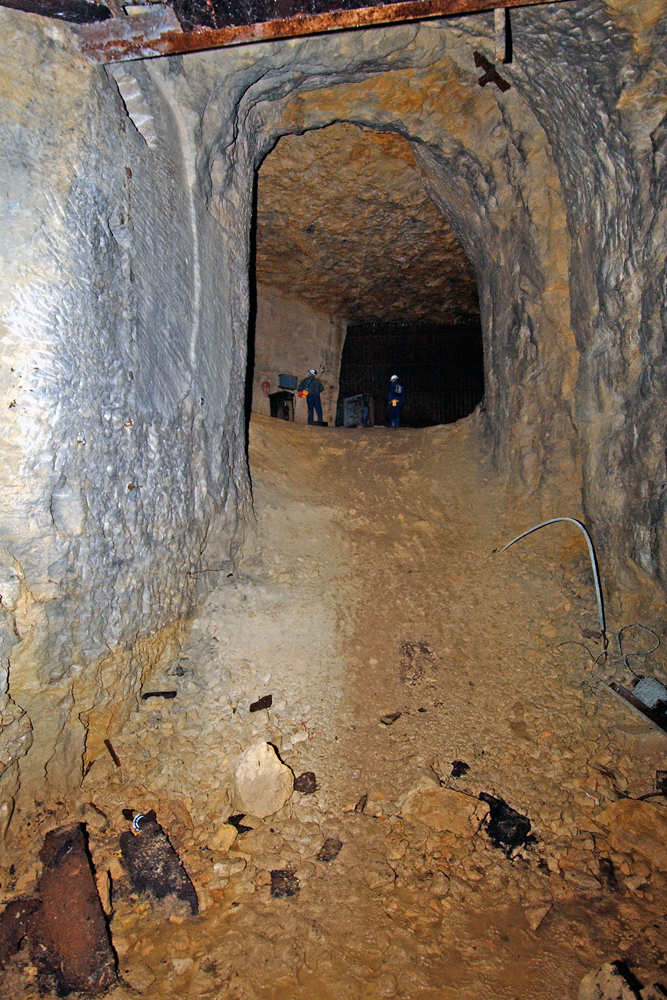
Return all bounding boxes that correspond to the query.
[4,412,667,999]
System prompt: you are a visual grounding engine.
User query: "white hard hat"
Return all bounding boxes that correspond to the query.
[390,375,398,381]
[309,369,317,375]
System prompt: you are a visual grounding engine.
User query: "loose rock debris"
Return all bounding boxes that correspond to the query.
[119,812,199,915]
[0,897,39,969]
[293,771,317,793]
[269,869,300,898]
[30,823,117,995]
[450,759,470,778]
[317,837,343,862]
[5,417,667,999]
[233,741,294,818]
[380,711,402,725]
[579,961,667,1000]
[479,792,536,855]
[249,694,273,712]
[227,814,253,834]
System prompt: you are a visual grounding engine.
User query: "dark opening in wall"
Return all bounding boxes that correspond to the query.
[337,317,484,427]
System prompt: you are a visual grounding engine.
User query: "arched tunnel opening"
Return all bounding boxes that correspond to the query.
[1,5,667,999]
[338,317,484,426]
[250,122,484,428]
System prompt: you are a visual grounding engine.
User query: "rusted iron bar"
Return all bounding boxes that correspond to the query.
[607,682,667,738]
[75,0,570,64]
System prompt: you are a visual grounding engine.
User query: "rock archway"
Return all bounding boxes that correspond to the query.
[0,1,666,937]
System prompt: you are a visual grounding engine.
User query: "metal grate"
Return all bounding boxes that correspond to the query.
[337,320,484,427]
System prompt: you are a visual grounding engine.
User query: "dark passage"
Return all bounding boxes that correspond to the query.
[337,319,484,427]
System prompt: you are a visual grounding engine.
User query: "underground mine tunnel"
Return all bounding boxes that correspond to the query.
[2,0,667,997]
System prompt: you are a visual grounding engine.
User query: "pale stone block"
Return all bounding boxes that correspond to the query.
[233,742,294,819]
[400,783,489,836]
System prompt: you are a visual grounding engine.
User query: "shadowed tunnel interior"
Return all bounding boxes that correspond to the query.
[251,122,485,426]
[1,3,667,997]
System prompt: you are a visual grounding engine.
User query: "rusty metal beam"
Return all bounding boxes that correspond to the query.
[75,0,570,63]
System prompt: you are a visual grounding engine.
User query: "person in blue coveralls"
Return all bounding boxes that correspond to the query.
[387,375,405,427]
[298,369,324,425]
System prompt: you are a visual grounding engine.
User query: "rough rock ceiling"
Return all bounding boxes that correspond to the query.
[255,122,480,325]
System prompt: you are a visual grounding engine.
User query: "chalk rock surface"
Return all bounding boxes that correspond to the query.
[400,783,489,836]
[233,742,294,819]
[577,961,663,1000]
[600,799,667,872]
[207,822,238,853]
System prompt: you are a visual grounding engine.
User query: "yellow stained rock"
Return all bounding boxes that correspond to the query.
[400,784,489,837]
[600,798,667,872]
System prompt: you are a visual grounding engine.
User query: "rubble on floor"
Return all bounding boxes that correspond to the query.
[3,418,667,998]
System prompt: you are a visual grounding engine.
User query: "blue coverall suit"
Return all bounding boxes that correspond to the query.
[387,380,405,427]
[298,375,324,424]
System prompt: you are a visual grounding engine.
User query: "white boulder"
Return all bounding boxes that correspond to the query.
[233,742,294,819]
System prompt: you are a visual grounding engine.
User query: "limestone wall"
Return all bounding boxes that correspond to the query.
[0,11,249,852]
[251,286,344,424]
[188,1,667,602]
[1,0,667,859]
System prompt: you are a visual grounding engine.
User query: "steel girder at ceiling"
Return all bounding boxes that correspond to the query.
[0,0,573,62]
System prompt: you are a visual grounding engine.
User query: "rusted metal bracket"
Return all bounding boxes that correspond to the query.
[70,0,572,64]
[473,49,511,91]
[607,681,667,738]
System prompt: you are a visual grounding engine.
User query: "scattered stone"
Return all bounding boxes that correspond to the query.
[270,870,300,898]
[380,712,402,726]
[578,962,643,1000]
[562,868,601,892]
[524,903,551,932]
[479,793,536,855]
[401,783,489,836]
[599,857,619,891]
[121,960,156,992]
[317,838,342,863]
[207,823,238,852]
[364,862,396,890]
[213,857,247,877]
[0,896,40,968]
[30,823,117,995]
[120,811,199,915]
[600,799,667,872]
[370,972,398,997]
[227,814,253,834]
[171,956,194,975]
[427,871,451,897]
[655,771,667,797]
[81,802,109,831]
[640,986,667,999]
[233,743,294,819]
[141,691,177,700]
[249,694,273,712]
[294,771,317,794]
[450,760,470,778]
[354,793,368,813]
